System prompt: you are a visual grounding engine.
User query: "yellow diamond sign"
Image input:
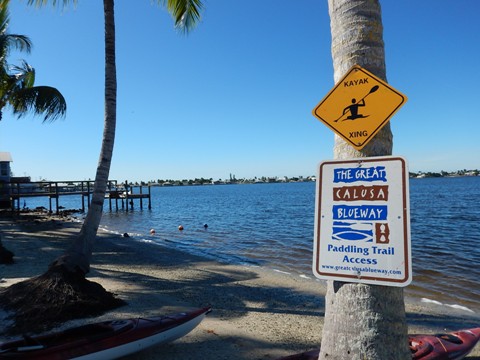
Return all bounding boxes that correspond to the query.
[312,65,407,150]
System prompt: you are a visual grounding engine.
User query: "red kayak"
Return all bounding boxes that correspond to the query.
[410,328,480,360]
[0,307,211,359]
[276,327,480,360]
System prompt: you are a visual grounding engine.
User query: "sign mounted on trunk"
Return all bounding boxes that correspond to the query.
[313,156,412,287]
[312,65,407,150]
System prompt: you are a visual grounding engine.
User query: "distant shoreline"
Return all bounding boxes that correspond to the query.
[143,172,479,187]
[148,177,315,187]
[410,170,479,179]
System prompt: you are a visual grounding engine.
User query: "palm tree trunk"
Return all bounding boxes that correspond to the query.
[51,0,116,275]
[318,1,410,359]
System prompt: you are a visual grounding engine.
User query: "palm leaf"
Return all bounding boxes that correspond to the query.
[10,86,66,122]
[160,0,203,33]
[0,4,32,62]
[10,60,35,88]
[24,0,77,8]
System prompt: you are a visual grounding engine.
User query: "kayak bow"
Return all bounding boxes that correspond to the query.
[0,307,211,360]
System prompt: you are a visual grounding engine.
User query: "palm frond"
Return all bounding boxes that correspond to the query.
[0,3,32,62]
[0,3,9,33]
[10,85,66,122]
[0,1,66,122]
[25,0,77,9]
[159,0,203,33]
[0,1,12,15]
[10,60,35,88]
[5,34,32,52]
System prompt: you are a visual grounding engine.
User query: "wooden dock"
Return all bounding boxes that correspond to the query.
[6,180,152,214]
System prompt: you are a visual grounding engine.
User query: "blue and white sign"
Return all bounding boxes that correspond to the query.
[313,156,412,287]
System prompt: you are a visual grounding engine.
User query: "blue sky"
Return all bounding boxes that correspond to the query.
[1,1,479,182]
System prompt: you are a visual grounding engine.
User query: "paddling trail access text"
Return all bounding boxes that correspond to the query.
[327,244,394,265]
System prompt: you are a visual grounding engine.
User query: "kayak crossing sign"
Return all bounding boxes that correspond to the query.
[312,65,407,150]
[313,156,412,287]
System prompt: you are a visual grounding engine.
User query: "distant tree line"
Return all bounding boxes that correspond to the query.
[123,170,480,186]
[131,175,316,186]
[410,169,479,178]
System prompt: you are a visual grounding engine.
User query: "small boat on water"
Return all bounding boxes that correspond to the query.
[0,307,211,359]
[275,327,480,360]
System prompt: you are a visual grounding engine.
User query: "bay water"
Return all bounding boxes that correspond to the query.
[23,176,480,314]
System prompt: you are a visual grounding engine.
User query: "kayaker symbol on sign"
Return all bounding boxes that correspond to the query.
[334,85,379,123]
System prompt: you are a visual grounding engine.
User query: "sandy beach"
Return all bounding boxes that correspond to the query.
[1,212,479,359]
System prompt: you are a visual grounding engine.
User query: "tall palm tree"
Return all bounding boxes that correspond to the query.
[23,0,202,276]
[0,0,203,333]
[318,1,410,359]
[0,3,66,122]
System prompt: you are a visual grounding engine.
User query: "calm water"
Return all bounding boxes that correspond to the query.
[23,177,480,314]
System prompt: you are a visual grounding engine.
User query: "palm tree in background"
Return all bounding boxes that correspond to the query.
[318,0,410,359]
[0,1,65,266]
[27,0,203,274]
[0,3,66,122]
[0,0,203,333]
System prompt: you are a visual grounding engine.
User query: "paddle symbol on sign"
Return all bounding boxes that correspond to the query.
[334,85,379,122]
